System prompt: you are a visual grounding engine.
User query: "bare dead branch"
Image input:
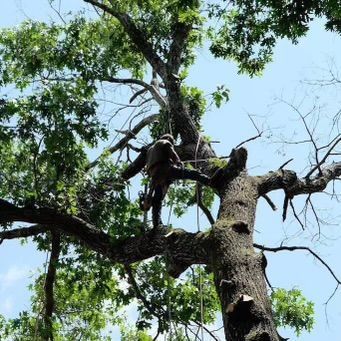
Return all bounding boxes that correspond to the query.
[261,194,277,211]
[48,0,67,24]
[167,22,192,74]
[253,243,341,285]
[317,134,341,151]
[192,321,221,341]
[235,114,263,149]
[129,88,147,103]
[307,196,322,239]
[235,132,263,149]
[278,158,293,170]
[257,161,341,197]
[305,137,341,179]
[289,199,304,230]
[280,99,322,173]
[282,194,290,221]
[102,76,167,107]
[324,283,339,310]
[196,184,215,225]
[87,114,158,170]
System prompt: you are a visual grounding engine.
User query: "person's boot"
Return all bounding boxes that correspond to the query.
[143,196,152,211]
[138,191,152,212]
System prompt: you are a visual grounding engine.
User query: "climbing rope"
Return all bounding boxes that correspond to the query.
[164,134,206,340]
[166,202,174,341]
[33,250,50,340]
[194,136,205,341]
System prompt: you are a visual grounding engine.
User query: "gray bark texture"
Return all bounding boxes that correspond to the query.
[211,172,278,341]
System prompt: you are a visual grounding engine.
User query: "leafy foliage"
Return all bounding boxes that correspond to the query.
[209,0,341,75]
[2,0,338,338]
[0,262,124,340]
[181,86,207,130]
[122,258,220,334]
[212,85,230,108]
[120,326,153,341]
[271,288,315,336]
[166,181,214,218]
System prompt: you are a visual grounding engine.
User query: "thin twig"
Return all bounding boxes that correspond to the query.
[289,199,304,230]
[235,132,262,149]
[192,321,221,341]
[278,158,293,170]
[196,184,215,225]
[124,265,164,318]
[306,137,341,179]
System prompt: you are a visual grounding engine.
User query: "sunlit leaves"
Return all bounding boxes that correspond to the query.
[209,0,341,75]
[120,326,153,341]
[0,17,145,85]
[79,157,142,237]
[0,255,125,340]
[212,85,230,108]
[271,288,315,336]
[166,181,214,219]
[126,258,220,334]
[181,85,206,130]
[106,0,205,64]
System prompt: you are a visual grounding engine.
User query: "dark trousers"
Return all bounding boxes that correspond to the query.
[151,164,210,228]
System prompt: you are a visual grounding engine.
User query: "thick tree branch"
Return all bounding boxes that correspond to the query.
[0,199,209,275]
[44,232,61,341]
[0,199,110,250]
[121,146,149,180]
[257,162,341,197]
[167,22,192,74]
[83,0,167,80]
[0,224,48,243]
[90,141,216,209]
[109,115,157,152]
[119,141,216,181]
[262,194,277,211]
[82,3,218,162]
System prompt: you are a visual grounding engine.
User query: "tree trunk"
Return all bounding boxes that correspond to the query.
[210,172,279,341]
[165,80,278,339]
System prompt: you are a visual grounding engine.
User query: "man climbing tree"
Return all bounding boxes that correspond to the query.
[142,133,210,228]
[0,0,340,340]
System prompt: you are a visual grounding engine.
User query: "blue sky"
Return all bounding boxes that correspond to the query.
[1,1,341,340]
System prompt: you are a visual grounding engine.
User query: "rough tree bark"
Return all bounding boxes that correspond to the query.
[211,165,278,340]
[1,2,340,340]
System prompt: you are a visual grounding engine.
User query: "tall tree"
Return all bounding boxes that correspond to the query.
[0,0,340,340]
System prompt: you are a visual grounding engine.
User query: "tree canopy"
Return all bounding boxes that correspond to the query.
[0,1,340,340]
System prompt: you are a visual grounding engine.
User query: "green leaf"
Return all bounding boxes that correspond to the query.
[271,288,315,336]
